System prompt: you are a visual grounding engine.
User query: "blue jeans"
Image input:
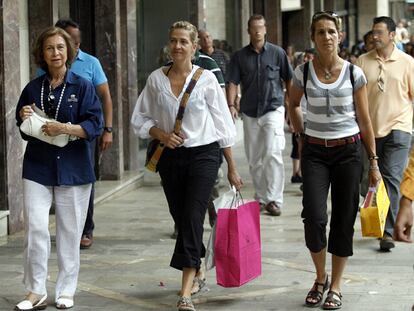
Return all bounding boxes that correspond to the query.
[376,130,411,236]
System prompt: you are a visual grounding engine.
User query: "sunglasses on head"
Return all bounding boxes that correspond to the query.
[45,93,56,118]
[312,11,339,21]
[377,64,385,92]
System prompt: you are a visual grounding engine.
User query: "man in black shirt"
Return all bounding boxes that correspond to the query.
[227,14,293,216]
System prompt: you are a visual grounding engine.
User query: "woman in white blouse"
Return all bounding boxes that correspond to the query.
[131,21,242,311]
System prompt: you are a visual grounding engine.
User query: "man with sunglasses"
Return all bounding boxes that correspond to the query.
[356,16,414,251]
[38,19,114,249]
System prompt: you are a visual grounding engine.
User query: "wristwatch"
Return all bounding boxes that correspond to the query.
[104,127,113,133]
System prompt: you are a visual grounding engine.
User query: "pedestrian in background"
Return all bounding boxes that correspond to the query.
[227,14,293,216]
[198,29,230,78]
[15,26,102,310]
[131,21,242,311]
[289,48,316,185]
[394,146,414,311]
[356,16,414,251]
[394,146,414,243]
[289,12,380,309]
[363,30,376,53]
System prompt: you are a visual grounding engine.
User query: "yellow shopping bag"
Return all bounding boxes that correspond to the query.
[360,180,390,237]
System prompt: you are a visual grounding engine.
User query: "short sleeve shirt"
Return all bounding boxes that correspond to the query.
[200,48,230,78]
[71,49,107,86]
[356,46,414,137]
[227,42,293,118]
[193,51,225,87]
[293,60,366,139]
[36,49,108,86]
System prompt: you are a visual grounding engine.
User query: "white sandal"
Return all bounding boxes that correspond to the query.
[55,296,74,309]
[15,294,47,311]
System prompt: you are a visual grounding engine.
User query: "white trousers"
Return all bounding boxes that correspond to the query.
[22,179,91,299]
[243,108,286,206]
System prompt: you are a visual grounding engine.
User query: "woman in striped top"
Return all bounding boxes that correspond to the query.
[288,12,381,310]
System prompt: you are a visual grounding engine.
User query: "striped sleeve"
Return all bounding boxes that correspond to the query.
[352,64,367,92]
[197,54,225,87]
[293,64,304,90]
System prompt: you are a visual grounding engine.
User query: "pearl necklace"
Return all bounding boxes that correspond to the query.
[40,78,66,120]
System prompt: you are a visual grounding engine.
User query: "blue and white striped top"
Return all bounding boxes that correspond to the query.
[293,60,367,140]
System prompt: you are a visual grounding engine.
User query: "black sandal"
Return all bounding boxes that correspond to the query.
[305,274,330,308]
[322,290,342,310]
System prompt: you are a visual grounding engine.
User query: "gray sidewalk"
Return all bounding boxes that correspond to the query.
[1,126,414,310]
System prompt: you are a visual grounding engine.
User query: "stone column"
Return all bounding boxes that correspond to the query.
[302,0,314,48]
[205,0,226,40]
[28,0,54,78]
[264,0,282,45]
[95,0,124,180]
[120,0,139,171]
[188,0,204,28]
[357,0,389,39]
[252,0,282,45]
[0,0,24,233]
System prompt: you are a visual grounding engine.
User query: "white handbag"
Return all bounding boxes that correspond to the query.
[20,107,73,147]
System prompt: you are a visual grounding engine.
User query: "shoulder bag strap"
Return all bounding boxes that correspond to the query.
[145,67,204,172]
[173,67,204,134]
[303,61,309,101]
[349,63,355,90]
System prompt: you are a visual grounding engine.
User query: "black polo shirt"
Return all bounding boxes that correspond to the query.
[228,41,292,118]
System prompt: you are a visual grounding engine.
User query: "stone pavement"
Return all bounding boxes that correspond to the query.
[1,125,414,310]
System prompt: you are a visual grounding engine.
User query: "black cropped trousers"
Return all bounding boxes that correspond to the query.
[301,138,362,257]
[158,142,220,271]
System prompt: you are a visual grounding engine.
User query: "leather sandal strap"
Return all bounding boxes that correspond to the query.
[307,289,323,300]
[324,291,342,307]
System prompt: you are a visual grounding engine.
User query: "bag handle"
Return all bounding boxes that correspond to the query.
[229,188,245,209]
[173,67,204,135]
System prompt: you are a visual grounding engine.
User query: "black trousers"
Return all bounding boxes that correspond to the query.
[301,138,362,257]
[158,142,220,271]
[83,138,96,236]
[290,132,300,159]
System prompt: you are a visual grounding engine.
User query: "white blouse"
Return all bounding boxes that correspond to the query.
[131,65,236,148]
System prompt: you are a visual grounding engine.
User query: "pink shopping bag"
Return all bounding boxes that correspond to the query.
[214,197,261,287]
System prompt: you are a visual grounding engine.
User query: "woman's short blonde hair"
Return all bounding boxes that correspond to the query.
[169,21,198,45]
[32,26,76,72]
